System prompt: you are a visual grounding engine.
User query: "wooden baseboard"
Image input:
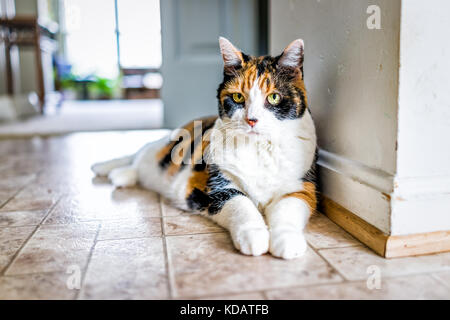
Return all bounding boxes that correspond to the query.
[320,196,450,258]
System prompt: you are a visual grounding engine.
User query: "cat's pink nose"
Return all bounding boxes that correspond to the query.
[246,118,258,127]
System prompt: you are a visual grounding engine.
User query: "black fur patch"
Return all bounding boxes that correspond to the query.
[186,188,210,211]
[208,188,244,214]
[302,148,319,202]
[185,164,245,214]
[158,136,183,169]
[221,96,244,118]
[206,165,245,214]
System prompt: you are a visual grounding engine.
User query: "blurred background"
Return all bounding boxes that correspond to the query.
[0,0,267,134]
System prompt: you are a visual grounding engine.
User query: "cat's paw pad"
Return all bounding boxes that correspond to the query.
[270,230,307,260]
[233,227,269,256]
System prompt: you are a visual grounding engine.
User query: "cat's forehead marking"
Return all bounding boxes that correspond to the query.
[238,58,276,94]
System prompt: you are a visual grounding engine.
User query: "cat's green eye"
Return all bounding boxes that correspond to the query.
[267,93,281,105]
[232,93,245,104]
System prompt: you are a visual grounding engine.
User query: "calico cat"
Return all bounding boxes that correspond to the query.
[91,37,317,259]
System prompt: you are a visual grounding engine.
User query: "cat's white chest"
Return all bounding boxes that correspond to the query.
[218,136,309,207]
[208,113,317,208]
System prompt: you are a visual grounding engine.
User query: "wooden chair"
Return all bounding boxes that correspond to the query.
[0,16,57,113]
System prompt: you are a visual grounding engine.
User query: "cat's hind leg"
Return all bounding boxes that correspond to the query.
[91,155,134,176]
[108,166,138,187]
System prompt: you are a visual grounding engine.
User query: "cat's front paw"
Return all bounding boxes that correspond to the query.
[232,227,270,256]
[269,230,307,260]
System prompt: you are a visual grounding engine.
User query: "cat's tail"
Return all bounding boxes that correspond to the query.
[91,155,134,177]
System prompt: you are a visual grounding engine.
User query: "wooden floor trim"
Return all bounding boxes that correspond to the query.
[320,196,450,258]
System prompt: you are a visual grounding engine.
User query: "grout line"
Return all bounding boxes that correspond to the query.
[0,270,67,277]
[314,244,450,282]
[160,195,176,299]
[96,235,163,242]
[306,241,361,251]
[0,194,62,277]
[74,222,102,300]
[308,244,348,282]
[430,273,450,290]
[39,215,162,227]
[0,182,32,211]
[0,170,43,211]
[165,231,227,237]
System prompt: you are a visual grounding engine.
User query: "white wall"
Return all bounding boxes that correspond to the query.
[270,0,400,233]
[271,0,450,236]
[14,0,39,95]
[391,0,450,235]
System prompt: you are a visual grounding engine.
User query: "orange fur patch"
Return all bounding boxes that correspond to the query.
[156,116,217,177]
[219,60,280,106]
[283,182,317,212]
[185,169,209,198]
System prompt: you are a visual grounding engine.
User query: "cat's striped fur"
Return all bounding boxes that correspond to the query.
[92,38,317,259]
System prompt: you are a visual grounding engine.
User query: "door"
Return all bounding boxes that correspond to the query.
[160,0,265,128]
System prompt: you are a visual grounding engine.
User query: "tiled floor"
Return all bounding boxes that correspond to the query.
[0,131,449,300]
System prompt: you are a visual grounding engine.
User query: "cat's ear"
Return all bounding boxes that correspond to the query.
[219,37,245,74]
[278,39,304,70]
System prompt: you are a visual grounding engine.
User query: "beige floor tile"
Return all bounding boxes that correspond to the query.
[167,233,342,298]
[432,271,450,289]
[164,213,224,235]
[6,222,99,275]
[266,274,450,300]
[98,217,162,240]
[0,195,10,207]
[0,175,35,210]
[161,199,186,217]
[79,237,168,299]
[0,272,76,300]
[196,292,266,300]
[0,173,36,193]
[44,188,160,224]
[0,226,35,272]
[305,213,360,249]
[0,196,56,212]
[319,245,450,281]
[0,210,47,227]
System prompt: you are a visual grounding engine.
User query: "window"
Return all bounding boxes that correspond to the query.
[62,0,161,79]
